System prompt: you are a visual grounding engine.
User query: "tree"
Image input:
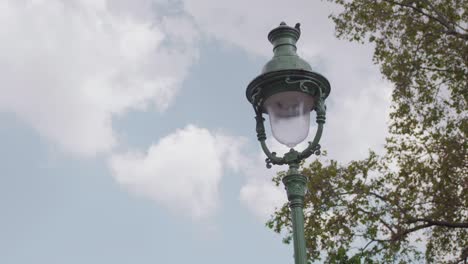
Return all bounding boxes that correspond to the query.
[267,0,467,263]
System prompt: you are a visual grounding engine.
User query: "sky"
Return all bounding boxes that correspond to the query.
[0,0,392,263]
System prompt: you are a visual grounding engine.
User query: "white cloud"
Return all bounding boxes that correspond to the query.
[239,140,309,221]
[0,0,198,156]
[323,78,392,162]
[0,0,394,223]
[109,125,245,219]
[182,0,343,57]
[240,179,285,221]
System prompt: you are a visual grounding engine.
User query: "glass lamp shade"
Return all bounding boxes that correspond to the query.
[264,91,315,148]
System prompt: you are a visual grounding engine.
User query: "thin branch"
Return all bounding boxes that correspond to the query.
[419,0,468,33]
[420,66,450,73]
[362,239,376,251]
[407,218,468,228]
[368,191,389,202]
[391,223,433,241]
[382,0,450,28]
[355,207,397,235]
[381,0,468,40]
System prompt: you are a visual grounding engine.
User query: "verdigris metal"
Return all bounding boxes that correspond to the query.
[262,22,312,73]
[246,22,330,115]
[283,163,308,264]
[245,22,331,264]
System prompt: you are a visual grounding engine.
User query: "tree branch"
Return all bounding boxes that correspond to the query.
[419,66,450,73]
[419,0,468,34]
[382,0,448,27]
[368,191,388,202]
[381,0,468,40]
[407,218,468,228]
[356,207,397,235]
[391,223,433,241]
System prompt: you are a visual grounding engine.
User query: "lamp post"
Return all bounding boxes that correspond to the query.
[245,22,330,264]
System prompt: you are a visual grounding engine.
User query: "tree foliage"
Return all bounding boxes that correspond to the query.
[268,0,467,263]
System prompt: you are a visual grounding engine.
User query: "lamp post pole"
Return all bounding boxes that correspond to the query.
[284,163,308,264]
[246,22,330,264]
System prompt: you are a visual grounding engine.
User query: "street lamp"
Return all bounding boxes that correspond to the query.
[245,22,330,264]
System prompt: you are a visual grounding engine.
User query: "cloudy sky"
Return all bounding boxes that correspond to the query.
[0,0,392,263]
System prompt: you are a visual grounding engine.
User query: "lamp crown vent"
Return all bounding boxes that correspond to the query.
[262,22,312,74]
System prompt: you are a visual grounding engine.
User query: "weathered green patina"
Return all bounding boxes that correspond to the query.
[245,22,331,264]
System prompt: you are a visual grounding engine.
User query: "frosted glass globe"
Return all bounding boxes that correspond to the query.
[264,91,315,148]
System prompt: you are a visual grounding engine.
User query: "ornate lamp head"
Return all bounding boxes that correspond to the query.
[246,22,331,168]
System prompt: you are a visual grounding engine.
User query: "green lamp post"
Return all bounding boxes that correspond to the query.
[245,22,330,264]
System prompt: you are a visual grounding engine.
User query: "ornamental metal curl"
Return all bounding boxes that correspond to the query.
[285,77,322,96]
[250,85,262,106]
